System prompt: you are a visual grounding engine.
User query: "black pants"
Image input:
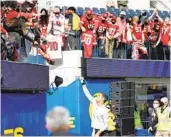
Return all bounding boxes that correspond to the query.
[95,129,116,136]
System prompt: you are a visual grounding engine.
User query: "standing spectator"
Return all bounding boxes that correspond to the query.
[67,7,80,50]
[45,106,70,136]
[47,6,65,36]
[131,16,147,60]
[97,13,108,57]
[79,10,99,58]
[39,8,49,37]
[150,24,162,60]
[148,100,160,135]
[116,11,127,59]
[149,97,171,137]
[106,16,120,58]
[161,17,170,60]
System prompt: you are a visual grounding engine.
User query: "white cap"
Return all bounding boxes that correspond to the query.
[120,11,126,15]
[160,97,168,103]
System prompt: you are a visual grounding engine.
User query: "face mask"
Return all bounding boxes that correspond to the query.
[120,16,125,19]
[153,104,159,109]
[112,21,116,24]
[154,19,158,22]
[144,22,148,25]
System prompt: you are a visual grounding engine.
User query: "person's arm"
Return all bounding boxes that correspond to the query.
[153,34,161,48]
[81,79,94,102]
[156,12,164,23]
[47,21,53,35]
[148,11,156,20]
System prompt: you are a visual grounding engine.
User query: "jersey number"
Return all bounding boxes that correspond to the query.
[88,24,94,29]
[109,28,116,35]
[47,42,58,51]
[98,26,106,33]
[135,27,141,33]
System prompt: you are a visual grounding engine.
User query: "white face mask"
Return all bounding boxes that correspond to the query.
[153,104,159,109]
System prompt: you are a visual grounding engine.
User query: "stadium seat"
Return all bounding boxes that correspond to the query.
[114,8,120,15]
[128,9,136,16]
[77,7,84,13]
[85,7,91,11]
[107,7,114,13]
[93,7,100,14]
[149,10,154,15]
[62,6,68,12]
[100,8,107,14]
[136,9,141,15]
[158,10,165,19]
[163,11,170,18]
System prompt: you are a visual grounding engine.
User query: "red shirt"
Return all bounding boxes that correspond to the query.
[161,24,170,46]
[80,15,99,32]
[81,31,97,46]
[143,25,151,40]
[5,10,32,23]
[132,24,143,41]
[0,25,7,34]
[107,22,119,37]
[150,21,163,32]
[97,18,108,37]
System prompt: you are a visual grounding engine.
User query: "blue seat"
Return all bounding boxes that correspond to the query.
[85,7,91,11]
[77,11,84,16]
[149,10,154,15]
[128,9,136,16]
[163,11,170,18]
[77,7,84,12]
[107,7,114,13]
[158,10,165,19]
[62,6,68,12]
[94,10,100,15]
[92,7,99,11]
[100,8,107,14]
[136,9,141,15]
[114,8,120,15]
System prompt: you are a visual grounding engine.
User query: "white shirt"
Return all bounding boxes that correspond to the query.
[82,85,108,131]
[47,14,65,35]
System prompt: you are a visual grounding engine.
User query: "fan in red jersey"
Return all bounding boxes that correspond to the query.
[161,17,170,60]
[105,16,120,58]
[96,13,108,57]
[79,10,99,34]
[131,16,147,60]
[81,30,97,58]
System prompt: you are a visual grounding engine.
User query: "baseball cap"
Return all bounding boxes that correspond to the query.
[120,11,126,16]
[160,97,168,103]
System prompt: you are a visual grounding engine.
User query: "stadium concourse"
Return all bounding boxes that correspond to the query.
[1,0,171,136]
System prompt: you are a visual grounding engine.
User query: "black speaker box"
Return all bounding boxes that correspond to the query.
[112,98,135,107]
[113,106,134,116]
[116,117,135,136]
[111,82,135,90]
[111,89,135,98]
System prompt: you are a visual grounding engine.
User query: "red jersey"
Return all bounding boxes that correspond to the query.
[80,15,99,32]
[161,24,170,46]
[107,22,119,37]
[150,21,163,32]
[97,18,108,37]
[5,10,32,23]
[143,25,151,40]
[81,31,97,46]
[132,24,143,41]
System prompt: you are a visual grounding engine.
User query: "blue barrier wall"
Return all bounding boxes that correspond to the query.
[1,93,47,136]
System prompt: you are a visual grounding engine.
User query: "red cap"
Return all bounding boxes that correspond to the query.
[102,13,108,19]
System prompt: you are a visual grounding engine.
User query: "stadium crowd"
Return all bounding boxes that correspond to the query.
[1,1,170,64]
